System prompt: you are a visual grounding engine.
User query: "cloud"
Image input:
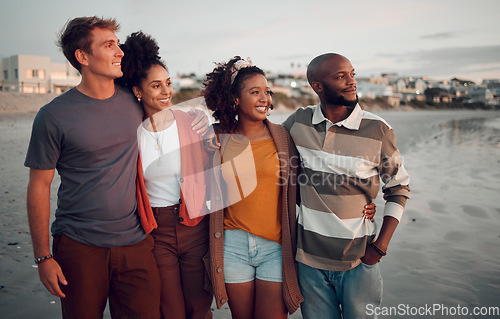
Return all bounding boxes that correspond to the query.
[374,45,500,76]
[420,32,456,39]
[412,45,500,67]
[357,45,500,82]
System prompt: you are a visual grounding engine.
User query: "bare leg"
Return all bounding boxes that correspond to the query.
[226,281,255,319]
[254,279,287,319]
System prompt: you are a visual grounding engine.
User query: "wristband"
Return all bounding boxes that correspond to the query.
[370,242,387,256]
[34,254,53,264]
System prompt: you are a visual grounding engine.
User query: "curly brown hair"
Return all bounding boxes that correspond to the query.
[57,16,120,72]
[202,56,268,133]
[116,31,166,91]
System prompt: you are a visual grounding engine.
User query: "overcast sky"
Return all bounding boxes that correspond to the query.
[1,0,499,82]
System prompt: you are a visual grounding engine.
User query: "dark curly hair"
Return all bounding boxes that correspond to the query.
[202,56,268,133]
[116,31,166,91]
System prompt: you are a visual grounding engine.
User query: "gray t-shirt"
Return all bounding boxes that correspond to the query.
[25,87,146,247]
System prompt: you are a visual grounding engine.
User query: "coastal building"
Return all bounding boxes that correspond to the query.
[445,78,477,98]
[468,88,500,106]
[357,81,394,99]
[271,76,309,98]
[357,80,400,108]
[171,76,202,91]
[377,74,428,102]
[482,79,500,89]
[0,54,80,94]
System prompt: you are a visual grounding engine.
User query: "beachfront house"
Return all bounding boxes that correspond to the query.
[392,77,427,102]
[0,54,80,94]
[468,88,500,106]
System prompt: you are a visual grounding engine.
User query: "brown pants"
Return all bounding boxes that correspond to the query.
[151,206,213,319]
[53,234,161,319]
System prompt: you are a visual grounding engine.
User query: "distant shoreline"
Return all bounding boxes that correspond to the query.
[1,91,493,115]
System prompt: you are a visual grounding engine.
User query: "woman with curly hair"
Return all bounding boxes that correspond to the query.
[118,32,213,319]
[201,56,303,319]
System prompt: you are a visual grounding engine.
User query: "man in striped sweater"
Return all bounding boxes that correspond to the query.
[282,53,410,319]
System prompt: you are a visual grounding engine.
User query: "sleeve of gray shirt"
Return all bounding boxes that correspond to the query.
[25,108,63,170]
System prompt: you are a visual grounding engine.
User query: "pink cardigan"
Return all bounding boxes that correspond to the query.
[136,109,209,232]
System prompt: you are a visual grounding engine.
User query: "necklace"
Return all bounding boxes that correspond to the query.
[149,130,164,151]
[145,129,165,166]
[235,124,268,142]
[145,112,173,166]
[147,117,164,151]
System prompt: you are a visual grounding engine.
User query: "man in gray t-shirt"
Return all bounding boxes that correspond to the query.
[25,17,161,318]
[25,86,145,246]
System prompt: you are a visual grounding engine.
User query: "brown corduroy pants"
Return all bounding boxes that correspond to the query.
[53,234,161,319]
[151,205,213,319]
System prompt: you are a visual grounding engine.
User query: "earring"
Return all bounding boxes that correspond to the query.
[268,104,273,116]
[233,104,238,111]
[137,96,142,103]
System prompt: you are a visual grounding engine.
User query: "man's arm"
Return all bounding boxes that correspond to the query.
[27,168,67,298]
[361,216,399,264]
[362,127,410,265]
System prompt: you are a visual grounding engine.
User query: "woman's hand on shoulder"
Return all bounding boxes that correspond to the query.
[363,203,376,222]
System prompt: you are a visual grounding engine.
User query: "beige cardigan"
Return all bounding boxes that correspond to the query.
[204,119,303,314]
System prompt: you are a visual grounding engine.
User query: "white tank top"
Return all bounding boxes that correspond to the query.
[139,120,181,207]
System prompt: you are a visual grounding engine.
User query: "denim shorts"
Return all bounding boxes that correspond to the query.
[223,229,282,283]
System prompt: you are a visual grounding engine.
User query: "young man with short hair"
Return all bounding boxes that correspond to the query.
[25,16,161,318]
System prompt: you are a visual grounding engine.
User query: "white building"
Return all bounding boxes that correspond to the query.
[482,79,500,89]
[357,81,393,98]
[171,76,202,91]
[270,77,310,98]
[0,54,80,94]
[469,88,500,106]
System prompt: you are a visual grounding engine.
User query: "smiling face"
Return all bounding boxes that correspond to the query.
[80,27,124,80]
[235,74,272,123]
[316,55,358,107]
[133,64,173,117]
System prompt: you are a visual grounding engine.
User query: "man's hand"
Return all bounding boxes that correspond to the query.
[360,244,382,265]
[188,109,210,135]
[187,109,220,151]
[363,203,376,222]
[38,258,67,298]
[361,215,399,265]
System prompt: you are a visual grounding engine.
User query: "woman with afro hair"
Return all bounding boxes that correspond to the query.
[118,31,214,319]
[201,56,304,319]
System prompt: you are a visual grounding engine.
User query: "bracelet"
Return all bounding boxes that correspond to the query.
[34,254,53,264]
[370,242,387,256]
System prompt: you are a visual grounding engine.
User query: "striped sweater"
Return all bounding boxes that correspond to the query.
[283,103,410,271]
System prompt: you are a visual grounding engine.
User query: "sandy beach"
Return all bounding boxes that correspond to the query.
[1,93,500,318]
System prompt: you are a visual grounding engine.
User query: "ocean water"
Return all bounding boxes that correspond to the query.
[387,113,500,309]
